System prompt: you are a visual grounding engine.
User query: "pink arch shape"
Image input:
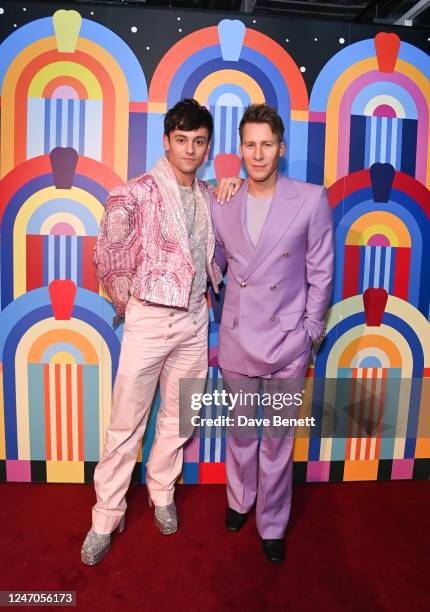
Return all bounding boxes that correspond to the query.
[50,222,76,236]
[374,104,396,118]
[368,234,390,246]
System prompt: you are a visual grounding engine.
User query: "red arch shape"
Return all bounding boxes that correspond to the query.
[43,76,88,99]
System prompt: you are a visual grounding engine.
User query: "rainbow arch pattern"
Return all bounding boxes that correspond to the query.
[0,7,429,485]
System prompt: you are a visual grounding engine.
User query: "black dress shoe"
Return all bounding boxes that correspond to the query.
[262,539,285,563]
[225,507,248,532]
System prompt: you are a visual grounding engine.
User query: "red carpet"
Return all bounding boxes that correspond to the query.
[0,481,428,611]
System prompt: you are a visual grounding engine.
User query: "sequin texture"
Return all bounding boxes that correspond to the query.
[178,183,208,306]
[93,157,222,318]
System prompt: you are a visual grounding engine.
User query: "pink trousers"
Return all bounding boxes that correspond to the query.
[92,295,208,534]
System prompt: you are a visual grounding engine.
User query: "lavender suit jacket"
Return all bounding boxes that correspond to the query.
[211,175,334,377]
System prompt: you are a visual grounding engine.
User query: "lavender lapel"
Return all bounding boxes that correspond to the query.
[242,175,304,281]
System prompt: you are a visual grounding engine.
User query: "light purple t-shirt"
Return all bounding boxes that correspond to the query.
[245,193,272,246]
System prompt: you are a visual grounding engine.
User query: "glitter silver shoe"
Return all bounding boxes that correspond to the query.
[80,516,125,566]
[154,503,178,535]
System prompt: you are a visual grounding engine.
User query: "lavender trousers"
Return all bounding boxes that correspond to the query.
[222,342,311,539]
[92,295,208,534]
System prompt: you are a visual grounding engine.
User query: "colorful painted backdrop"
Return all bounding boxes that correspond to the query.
[0,2,429,485]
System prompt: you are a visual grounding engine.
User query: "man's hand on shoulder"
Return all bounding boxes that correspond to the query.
[215,177,243,204]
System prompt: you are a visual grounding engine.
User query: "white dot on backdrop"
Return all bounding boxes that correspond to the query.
[178,28,182,32]
[0,8,4,15]
[146,46,150,50]
[252,19,256,23]
[23,7,26,11]
[300,66,306,72]
[177,17,181,21]
[13,23,17,27]
[90,11,94,15]
[339,37,345,44]
[285,38,289,42]
[314,37,318,41]
[428,37,430,41]
[131,26,137,33]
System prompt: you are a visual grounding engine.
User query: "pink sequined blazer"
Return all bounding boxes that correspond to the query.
[93,172,222,316]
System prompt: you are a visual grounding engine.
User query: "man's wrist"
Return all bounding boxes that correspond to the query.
[304,317,327,343]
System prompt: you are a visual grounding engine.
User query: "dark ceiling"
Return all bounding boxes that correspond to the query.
[72,0,430,27]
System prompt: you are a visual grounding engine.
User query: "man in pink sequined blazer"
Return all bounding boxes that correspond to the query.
[81,99,237,565]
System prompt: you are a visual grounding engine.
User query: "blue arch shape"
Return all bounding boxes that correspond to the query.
[315,313,424,377]
[351,81,418,119]
[80,19,148,101]
[73,176,109,205]
[167,46,224,107]
[0,287,121,459]
[166,45,291,115]
[179,57,292,171]
[241,47,291,111]
[41,342,86,364]
[0,17,54,88]
[27,198,99,235]
[310,39,430,113]
[1,174,108,307]
[308,312,424,460]
[331,187,430,312]
[310,40,375,111]
[180,58,279,112]
[398,41,430,81]
[208,84,251,108]
[0,16,147,101]
[359,356,382,368]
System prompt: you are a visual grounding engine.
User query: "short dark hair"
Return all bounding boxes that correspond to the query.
[239,104,284,143]
[164,98,213,140]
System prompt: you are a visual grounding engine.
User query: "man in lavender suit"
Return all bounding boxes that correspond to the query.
[211,104,334,563]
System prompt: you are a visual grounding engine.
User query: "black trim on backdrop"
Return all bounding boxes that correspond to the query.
[329,461,345,482]
[292,461,307,483]
[30,460,47,482]
[377,459,393,481]
[412,459,430,479]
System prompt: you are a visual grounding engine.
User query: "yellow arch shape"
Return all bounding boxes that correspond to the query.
[50,351,77,364]
[15,318,113,460]
[361,224,406,247]
[28,328,99,364]
[317,325,411,464]
[194,70,265,106]
[324,57,430,187]
[339,335,402,368]
[324,294,430,369]
[29,62,102,99]
[345,211,410,246]
[325,324,413,378]
[13,187,103,299]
